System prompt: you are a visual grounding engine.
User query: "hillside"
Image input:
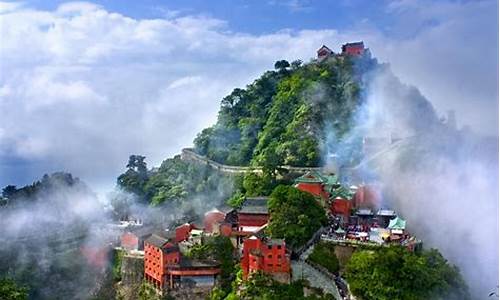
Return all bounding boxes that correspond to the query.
[193,53,378,170]
[116,45,446,207]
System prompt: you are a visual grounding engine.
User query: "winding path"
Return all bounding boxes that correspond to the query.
[291,244,342,299]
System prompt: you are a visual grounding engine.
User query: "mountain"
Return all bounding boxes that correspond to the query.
[193,53,379,169]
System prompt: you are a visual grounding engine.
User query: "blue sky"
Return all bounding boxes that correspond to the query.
[25,0,398,34]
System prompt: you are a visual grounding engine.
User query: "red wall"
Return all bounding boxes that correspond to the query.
[331,198,352,220]
[121,232,139,251]
[354,185,380,209]
[344,45,364,56]
[296,183,329,199]
[204,211,226,233]
[144,242,165,287]
[144,242,181,289]
[241,238,259,279]
[238,214,269,227]
[175,224,191,243]
[241,238,290,280]
[219,223,233,237]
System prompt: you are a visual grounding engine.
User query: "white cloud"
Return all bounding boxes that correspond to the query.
[56,1,101,15]
[0,1,23,13]
[0,1,496,294]
[0,0,495,188]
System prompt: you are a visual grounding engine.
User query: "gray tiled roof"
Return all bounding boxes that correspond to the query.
[178,257,220,268]
[356,208,374,216]
[145,233,169,248]
[238,197,269,214]
[216,204,235,214]
[128,225,155,238]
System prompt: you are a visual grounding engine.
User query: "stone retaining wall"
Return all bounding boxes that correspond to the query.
[181,148,324,175]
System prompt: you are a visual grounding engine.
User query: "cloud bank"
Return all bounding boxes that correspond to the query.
[0,0,496,193]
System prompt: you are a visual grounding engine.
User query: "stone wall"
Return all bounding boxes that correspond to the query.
[180,148,324,175]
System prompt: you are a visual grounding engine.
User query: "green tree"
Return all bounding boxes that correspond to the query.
[117,155,149,198]
[344,246,470,300]
[308,242,339,274]
[274,60,290,72]
[191,53,374,170]
[291,59,302,70]
[188,236,236,293]
[267,185,327,249]
[0,278,28,300]
[1,185,17,199]
[242,172,277,196]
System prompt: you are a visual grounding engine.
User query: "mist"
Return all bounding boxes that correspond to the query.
[0,173,118,299]
[336,64,498,298]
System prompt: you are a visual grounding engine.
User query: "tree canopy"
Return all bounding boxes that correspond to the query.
[0,278,28,300]
[308,242,340,274]
[267,185,327,249]
[193,55,372,171]
[115,155,234,209]
[344,246,470,300]
[188,236,236,293]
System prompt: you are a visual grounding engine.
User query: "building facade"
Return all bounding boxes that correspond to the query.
[341,41,365,56]
[144,232,221,291]
[241,236,290,283]
[237,197,269,233]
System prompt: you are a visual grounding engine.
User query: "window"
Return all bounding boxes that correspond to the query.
[268,245,272,250]
[277,255,282,259]
[277,245,282,249]
[267,254,272,259]
[277,264,281,268]
[267,264,273,267]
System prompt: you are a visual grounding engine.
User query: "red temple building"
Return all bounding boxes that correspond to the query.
[237,197,269,234]
[204,205,237,234]
[331,196,352,223]
[353,184,381,209]
[144,232,221,291]
[121,226,154,251]
[341,41,365,56]
[294,171,339,200]
[175,223,195,243]
[317,45,334,61]
[241,236,290,283]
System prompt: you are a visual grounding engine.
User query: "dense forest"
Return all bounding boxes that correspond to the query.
[115,154,235,210]
[193,55,377,169]
[116,52,378,209]
[0,173,112,300]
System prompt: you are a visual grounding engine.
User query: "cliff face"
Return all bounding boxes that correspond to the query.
[115,254,144,300]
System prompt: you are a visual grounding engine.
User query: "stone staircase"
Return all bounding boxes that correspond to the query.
[292,242,342,299]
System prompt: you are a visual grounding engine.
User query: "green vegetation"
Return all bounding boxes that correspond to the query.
[307,242,340,274]
[115,155,234,208]
[112,249,125,282]
[225,271,335,300]
[344,246,470,300]
[225,171,289,206]
[1,172,83,204]
[137,282,174,300]
[267,185,327,249]
[194,56,373,170]
[0,278,28,300]
[187,236,236,294]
